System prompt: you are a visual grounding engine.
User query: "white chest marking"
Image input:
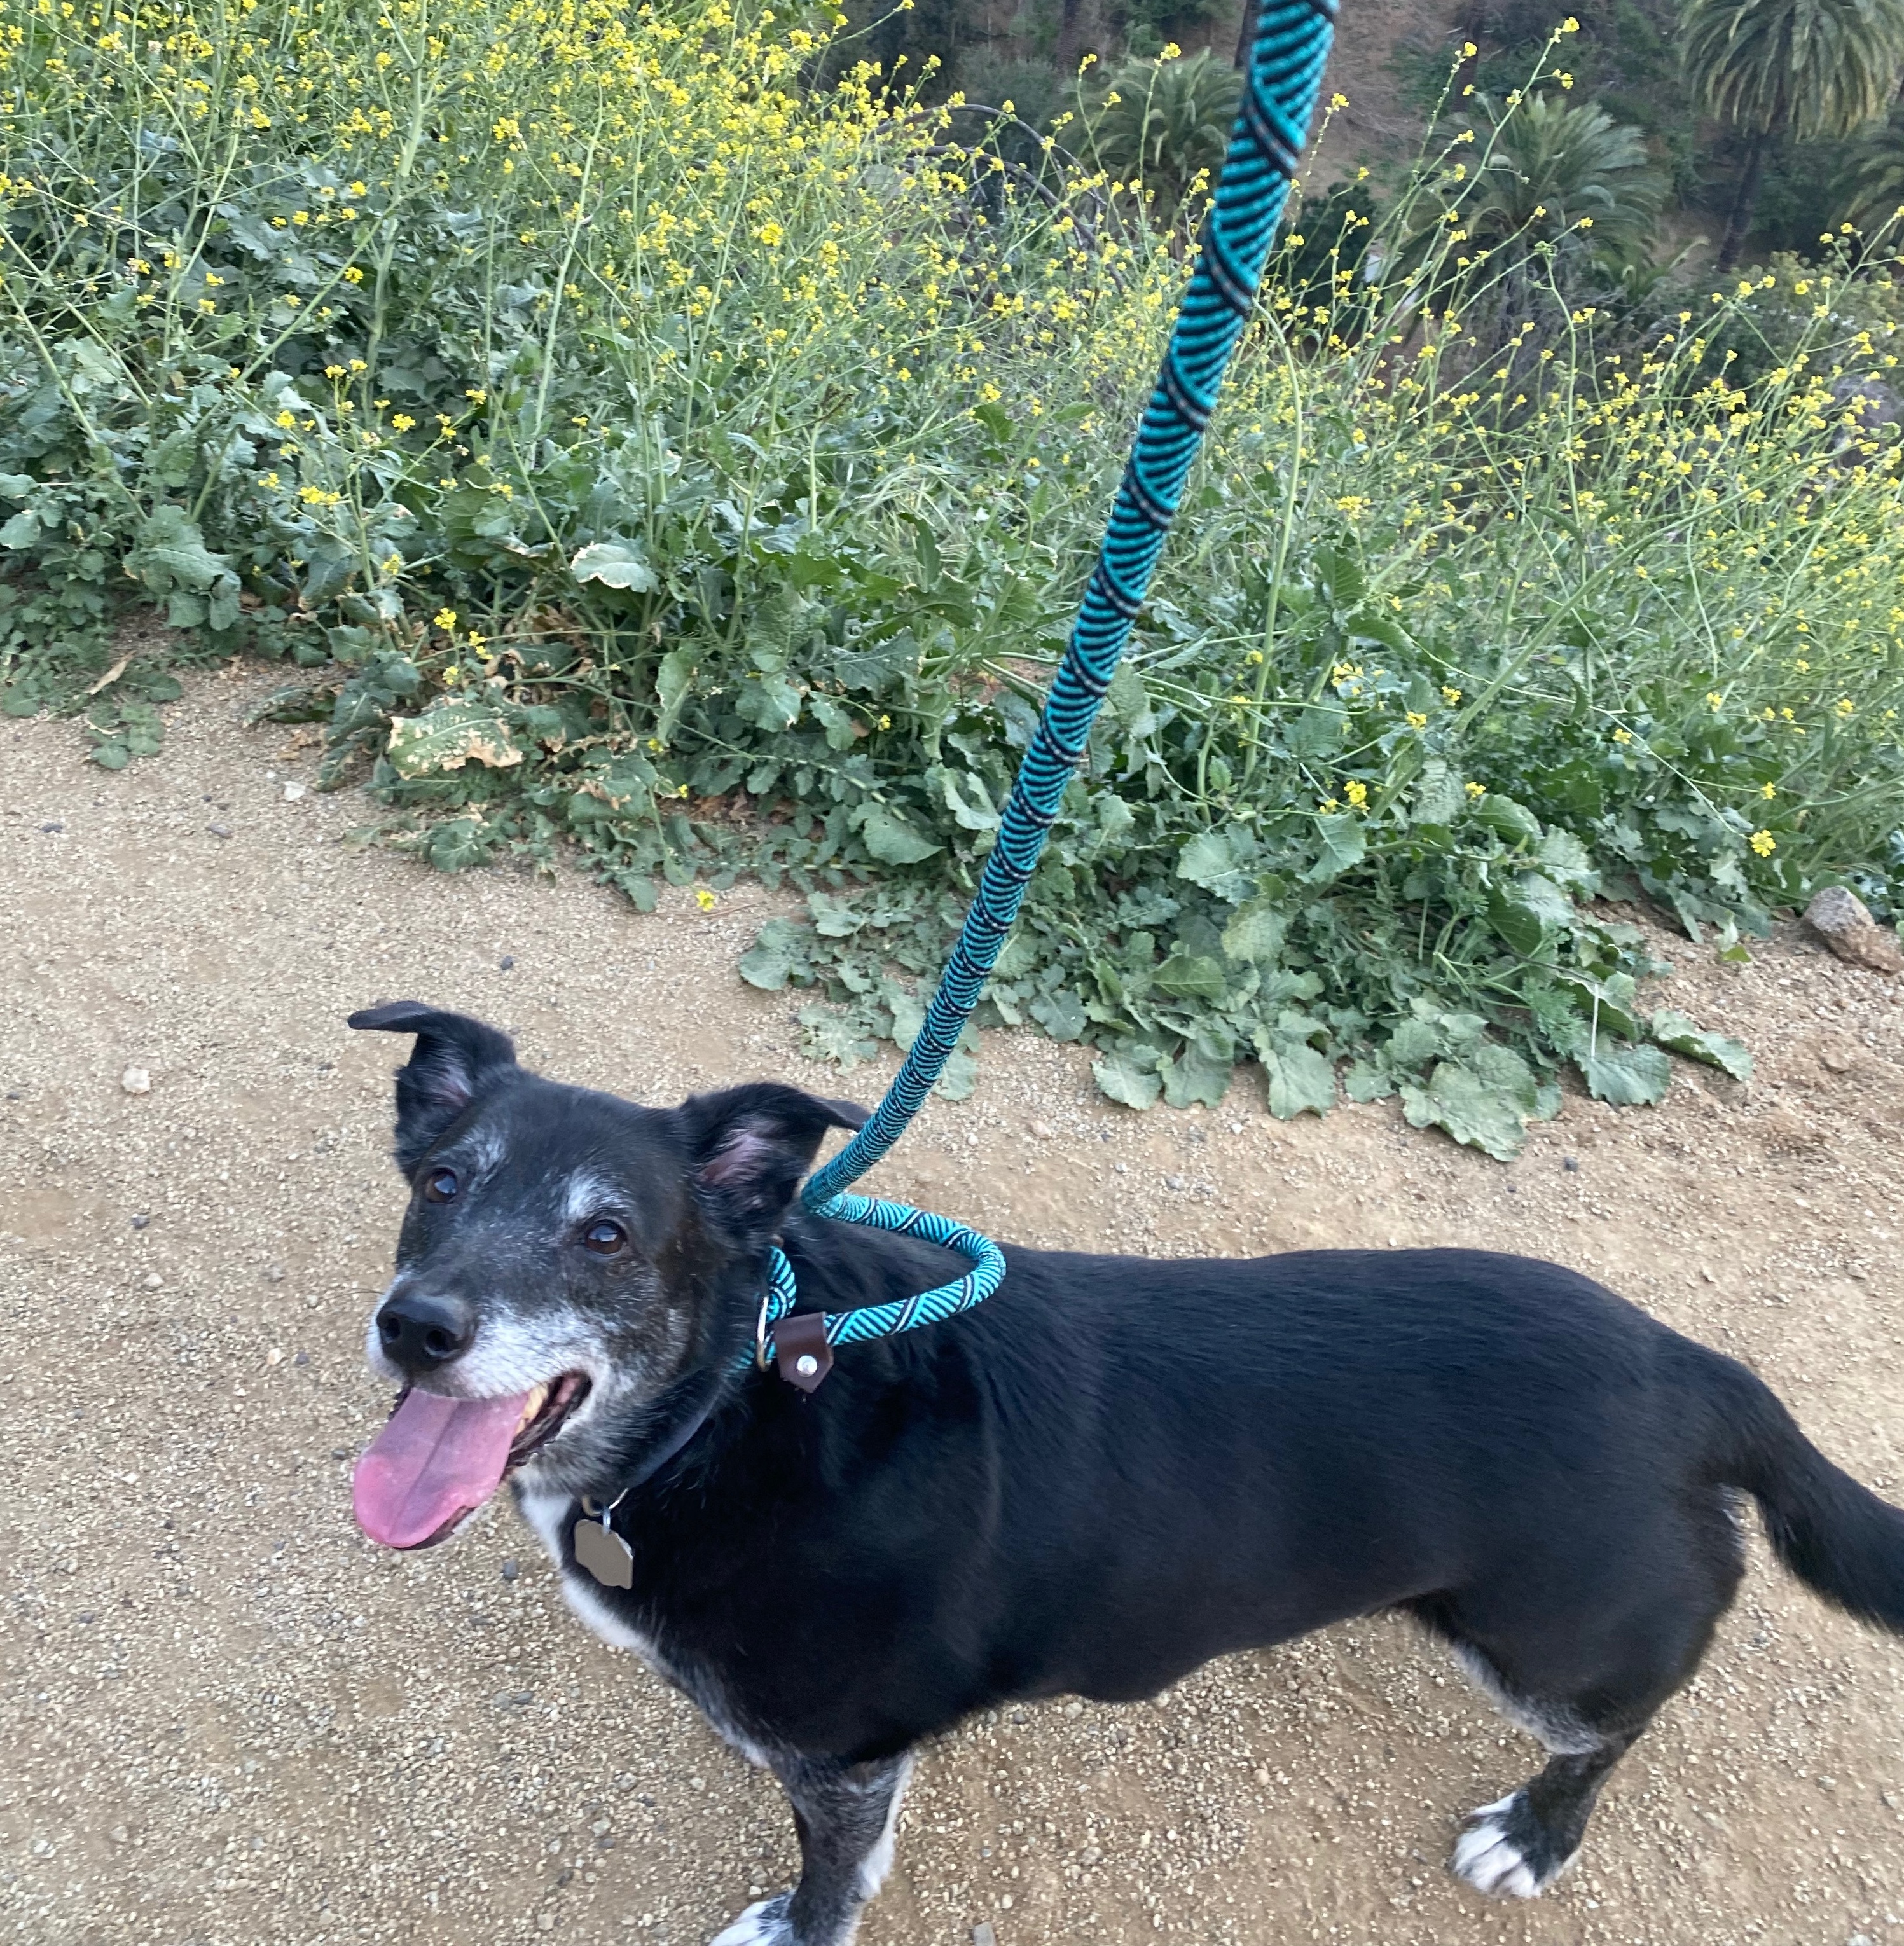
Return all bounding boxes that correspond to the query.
[515,1488,773,1767]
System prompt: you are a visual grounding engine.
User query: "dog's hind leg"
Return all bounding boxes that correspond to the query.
[1428,1503,1744,1899]
[709,1751,914,1946]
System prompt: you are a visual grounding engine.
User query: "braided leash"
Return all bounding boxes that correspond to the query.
[771,0,1339,1362]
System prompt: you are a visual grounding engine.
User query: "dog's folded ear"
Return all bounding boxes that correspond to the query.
[680,1084,867,1242]
[348,1002,521,1172]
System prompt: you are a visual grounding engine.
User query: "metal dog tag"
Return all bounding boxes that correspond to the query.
[573,1510,634,1589]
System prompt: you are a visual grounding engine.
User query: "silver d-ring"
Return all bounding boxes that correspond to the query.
[754,1288,772,1371]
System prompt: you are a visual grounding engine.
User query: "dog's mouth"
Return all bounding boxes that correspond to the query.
[352,1372,591,1551]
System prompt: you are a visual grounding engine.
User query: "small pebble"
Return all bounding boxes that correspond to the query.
[282,781,307,801]
[265,1348,284,1367]
[1030,1119,1054,1138]
[207,822,233,839]
[109,1826,129,1846]
[39,820,63,833]
[1562,1156,1580,1172]
[973,1926,997,1946]
[500,955,516,971]
[143,1273,163,1290]
[130,1213,150,1229]
[501,1559,520,1582]
[121,1066,152,1094]
[293,1351,310,1367]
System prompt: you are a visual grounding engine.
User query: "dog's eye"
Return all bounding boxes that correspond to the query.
[582,1219,626,1256]
[424,1168,459,1204]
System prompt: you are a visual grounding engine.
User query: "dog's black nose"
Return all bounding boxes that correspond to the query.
[376,1292,473,1373]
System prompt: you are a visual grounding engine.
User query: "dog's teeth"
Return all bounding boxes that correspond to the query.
[514,1384,549,1435]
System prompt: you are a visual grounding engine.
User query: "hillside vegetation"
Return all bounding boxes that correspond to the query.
[4,0,1904,1152]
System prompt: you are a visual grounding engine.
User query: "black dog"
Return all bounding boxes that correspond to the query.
[347,1002,1904,1944]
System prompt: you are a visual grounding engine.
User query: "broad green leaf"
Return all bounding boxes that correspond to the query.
[425,815,494,872]
[972,399,1012,441]
[1253,1030,1335,1119]
[579,752,657,812]
[1650,1009,1753,1082]
[1177,829,1236,890]
[936,769,999,832]
[1487,871,1574,956]
[385,700,524,776]
[736,672,802,731]
[1552,974,1643,1044]
[1473,793,1542,845]
[808,692,857,752]
[1487,884,1545,958]
[129,506,228,593]
[0,509,40,549]
[654,646,697,742]
[1152,950,1227,1001]
[936,1044,979,1101]
[859,804,941,865]
[887,989,925,1049]
[1222,899,1288,966]
[1411,757,1465,826]
[738,917,808,990]
[1288,703,1346,756]
[1578,1040,1671,1106]
[1509,871,1576,930]
[1342,1059,1395,1103]
[806,890,864,938]
[1386,1017,1440,1068]
[570,538,658,591]
[1400,1059,1532,1161]
[1093,792,1136,848]
[798,1004,878,1069]
[1162,1037,1232,1108]
[1029,990,1086,1042]
[1468,1039,1541,1112]
[1535,828,1600,894]
[1094,1047,1162,1109]
[1304,812,1366,885]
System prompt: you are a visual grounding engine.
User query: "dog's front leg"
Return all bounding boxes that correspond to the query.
[710,1750,914,1946]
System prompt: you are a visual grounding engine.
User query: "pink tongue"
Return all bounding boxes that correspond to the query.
[353,1388,532,1549]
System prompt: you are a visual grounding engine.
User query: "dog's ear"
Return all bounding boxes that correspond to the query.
[680,1084,867,1241]
[347,1002,521,1172]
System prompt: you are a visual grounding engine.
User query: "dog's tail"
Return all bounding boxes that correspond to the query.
[1699,1347,1904,1632]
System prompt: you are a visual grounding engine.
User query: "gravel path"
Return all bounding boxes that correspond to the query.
[4,670,1903,1946]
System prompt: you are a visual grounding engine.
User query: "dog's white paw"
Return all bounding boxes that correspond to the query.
[708,1893,796,1945]
[1451,1792,1564,1899]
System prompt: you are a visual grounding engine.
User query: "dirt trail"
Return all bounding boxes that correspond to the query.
[3,669,1903,1946]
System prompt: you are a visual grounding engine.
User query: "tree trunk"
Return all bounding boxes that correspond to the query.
[1717,134,1768,271]
[1233,0,1257,71]
[1055,0,1086,77]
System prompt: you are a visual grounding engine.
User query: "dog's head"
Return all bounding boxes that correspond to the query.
[345,1002,864,1548]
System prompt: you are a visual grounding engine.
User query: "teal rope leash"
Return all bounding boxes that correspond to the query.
[736,1199,1008,1373]
[770,0,1339,1361]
